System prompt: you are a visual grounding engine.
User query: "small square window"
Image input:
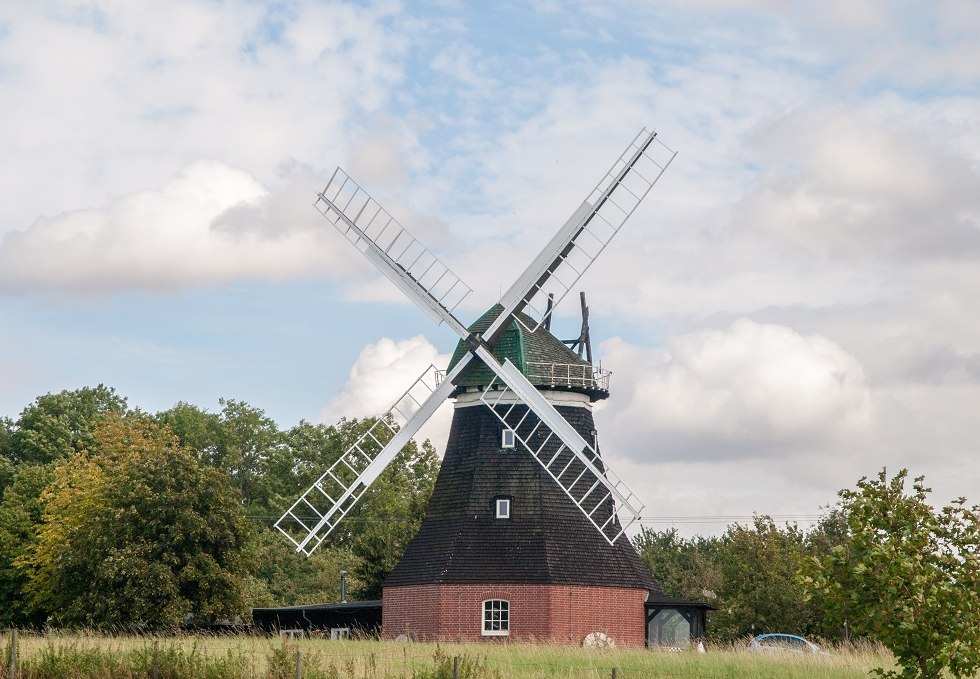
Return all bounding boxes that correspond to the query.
[501,428,516,448]
[495,498,511,519]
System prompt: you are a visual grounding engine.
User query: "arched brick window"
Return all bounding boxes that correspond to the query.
[482,599,510,636]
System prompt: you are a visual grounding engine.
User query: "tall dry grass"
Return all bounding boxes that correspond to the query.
[1,630,899,679]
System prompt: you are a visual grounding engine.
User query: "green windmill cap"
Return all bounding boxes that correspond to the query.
[446,304,609,400]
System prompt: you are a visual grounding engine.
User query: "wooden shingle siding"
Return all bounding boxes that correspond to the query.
[384,404,657,590]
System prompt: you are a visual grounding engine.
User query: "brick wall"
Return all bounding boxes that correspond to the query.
[382,584,647,647]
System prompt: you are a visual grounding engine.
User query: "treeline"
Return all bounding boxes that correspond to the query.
[634,514,848,641]
[2,385,978,679]
[0,385,438,629]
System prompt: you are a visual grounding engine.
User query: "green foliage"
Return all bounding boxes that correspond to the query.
[636,516,848,642]
[0,464,54,626]
[710,517,813,639]
[25,413,254,628]
[156,400,280,510]
[413,647,501,679]
[246,529,364,607]
[0,416,14,495]
[9,385,128,466]
[349,435,440,599]
[634,527,722,603]
[802,468,980,679]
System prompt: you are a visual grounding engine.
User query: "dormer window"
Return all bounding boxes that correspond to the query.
[501,428,516,449]
[495,497,511,519]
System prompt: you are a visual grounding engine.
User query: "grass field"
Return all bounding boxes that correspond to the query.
[2,632,896,679]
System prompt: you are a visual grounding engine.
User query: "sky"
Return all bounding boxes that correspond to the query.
[1,0,979,535]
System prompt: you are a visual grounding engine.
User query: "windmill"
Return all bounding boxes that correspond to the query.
[275,129,704,646]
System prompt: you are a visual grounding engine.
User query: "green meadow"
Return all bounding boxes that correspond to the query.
[2,632,899,679]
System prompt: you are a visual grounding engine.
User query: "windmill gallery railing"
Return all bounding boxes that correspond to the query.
[436,363,610,392]
[525,362,610,392]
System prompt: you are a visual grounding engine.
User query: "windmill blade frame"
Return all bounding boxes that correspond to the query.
[491,128,675,337]
[314,168,473,330]
[477,358,644,545]
[275,357,470,555]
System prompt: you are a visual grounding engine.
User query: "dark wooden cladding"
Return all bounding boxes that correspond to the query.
[384,403,658,590]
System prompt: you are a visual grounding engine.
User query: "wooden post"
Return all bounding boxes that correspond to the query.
[611,668,617,679]
[8,629,16,679]
[151,639,159,679]
[452,655,460,679]
[295,648,302,679]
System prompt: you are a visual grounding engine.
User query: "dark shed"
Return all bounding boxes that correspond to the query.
[252,601,382,636]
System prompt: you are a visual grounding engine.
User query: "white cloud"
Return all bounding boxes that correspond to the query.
[0,161,362,294]
[737,107,980,261]
[322,335,454,450]
[598,319,871,461]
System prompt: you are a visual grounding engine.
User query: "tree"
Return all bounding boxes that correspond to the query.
[9,385,128,466]
[709,517,813,640]
[25,413,254,628]
[348,436,440,598]
[0,416,13,496]
[246,528,364,607]
[156,399,280,509]
[0,463,53,626]
[634,528,722,603]
[802,469,980,679]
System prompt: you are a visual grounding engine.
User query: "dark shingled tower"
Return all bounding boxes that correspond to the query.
[382,306,668,645]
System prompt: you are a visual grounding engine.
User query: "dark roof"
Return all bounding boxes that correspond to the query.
[251,601,382,613]
[447,305,608,400]
[645,592,717,610]
[384,403,658,591]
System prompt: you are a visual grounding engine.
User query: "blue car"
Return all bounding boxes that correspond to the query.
[749,633,825,654]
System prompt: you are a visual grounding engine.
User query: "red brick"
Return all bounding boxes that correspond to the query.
[382,584,647,647]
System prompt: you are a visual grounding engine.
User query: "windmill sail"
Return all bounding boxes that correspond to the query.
[478,360,644,545]
[275,361,466,555]
[315,169,472,329]
[495,128,676,334]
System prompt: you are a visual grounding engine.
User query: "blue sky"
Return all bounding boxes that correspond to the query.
[2,0,979,533]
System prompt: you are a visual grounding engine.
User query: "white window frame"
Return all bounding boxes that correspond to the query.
[495,497,511,519]
[501,428,516,448]
[482,599,510,636]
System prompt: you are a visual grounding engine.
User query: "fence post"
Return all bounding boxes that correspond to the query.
[452,655,459,679]
[295,648,302,679]
[8,629,16,679]
[611,668,617,679]
[151,639,159,679]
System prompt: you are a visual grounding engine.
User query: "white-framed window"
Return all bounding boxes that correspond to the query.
[501,428,516,448]
[482,599,510,636]
[495,497,511,519]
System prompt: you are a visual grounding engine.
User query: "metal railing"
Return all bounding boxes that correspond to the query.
[436,363,610,392]
[525,362,610,392]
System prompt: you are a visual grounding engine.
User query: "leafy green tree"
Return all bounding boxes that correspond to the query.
[0,463,54,626]
[9,385,127,466]
[155,401,223,461]
[157,399,280,510]
[802,469,980,679]
[709,517,814,640]
[263,417,440,599]
[25,413,254,628]
[246,528,364,607]
[634,528,722,604]
[349,437,440,598]
[0,416,13,495]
